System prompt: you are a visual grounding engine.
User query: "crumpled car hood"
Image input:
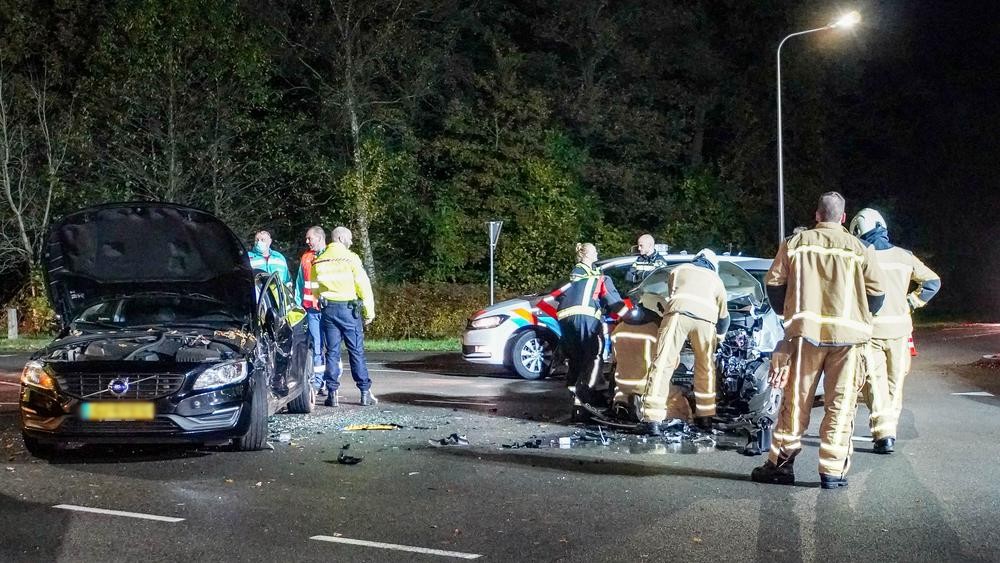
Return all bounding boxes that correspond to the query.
[43,203,255,326]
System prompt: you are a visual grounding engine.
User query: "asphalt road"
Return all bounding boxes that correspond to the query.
[2,325,1000,562]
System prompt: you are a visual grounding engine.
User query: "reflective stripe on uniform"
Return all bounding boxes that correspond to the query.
[557,305,600,319]
[783,311,873,335]
[788,245,865,263]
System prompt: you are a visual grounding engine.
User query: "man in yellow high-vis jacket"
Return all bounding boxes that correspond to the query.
[311,226,377,407]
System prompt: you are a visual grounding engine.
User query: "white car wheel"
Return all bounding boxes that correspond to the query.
[510,330,551,380]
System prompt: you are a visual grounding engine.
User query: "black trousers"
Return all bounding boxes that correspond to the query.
[558,315,604,405]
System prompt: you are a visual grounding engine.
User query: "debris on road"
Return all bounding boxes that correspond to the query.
[429,433,470,447]
[343,423,403,431]
[337,444,363,465]
[277,432,292,443]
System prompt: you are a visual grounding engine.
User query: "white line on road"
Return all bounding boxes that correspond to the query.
[0,381,20,387]
[310,535,481,559]
[53,504,184,523]
[413,399,498,407]
[850,436,874,442]
[0,402,18,405]
[952,391,995,397]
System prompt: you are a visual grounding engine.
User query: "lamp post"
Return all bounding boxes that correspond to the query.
[776,10,860,242]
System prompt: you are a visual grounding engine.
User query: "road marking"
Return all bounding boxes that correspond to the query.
[310,535,482,559]
[53,504,185,523]
[952,391,995,397]
[413,399,498,407]
[0,402,18,405]
[0,381,20,387]
[850,436,873,442]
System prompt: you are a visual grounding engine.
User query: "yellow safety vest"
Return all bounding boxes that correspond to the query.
[311,242,376,321]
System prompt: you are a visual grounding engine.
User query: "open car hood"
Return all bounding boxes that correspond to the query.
[43,203,255,326]
[631,261,766,314]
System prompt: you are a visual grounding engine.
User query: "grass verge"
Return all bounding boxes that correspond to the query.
[0,336,52,354]
[365,338,459,352]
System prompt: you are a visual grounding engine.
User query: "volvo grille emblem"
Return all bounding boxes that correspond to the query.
[108,378,130,397]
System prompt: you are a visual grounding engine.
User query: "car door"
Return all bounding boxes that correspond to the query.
[256,272,296,397]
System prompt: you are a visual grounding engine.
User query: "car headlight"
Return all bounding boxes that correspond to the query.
[193,360,248,390]
[21,361,55,391]
[469,315,508,330]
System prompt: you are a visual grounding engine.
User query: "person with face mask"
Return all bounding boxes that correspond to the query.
[248,230,292,287]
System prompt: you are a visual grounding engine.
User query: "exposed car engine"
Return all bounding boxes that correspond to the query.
[44,332,240,363]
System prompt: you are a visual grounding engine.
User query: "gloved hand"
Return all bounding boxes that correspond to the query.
[768,339,793,389]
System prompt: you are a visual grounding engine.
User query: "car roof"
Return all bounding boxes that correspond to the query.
[596,253,771,271]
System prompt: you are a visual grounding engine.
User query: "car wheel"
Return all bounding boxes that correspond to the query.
[510,330,554,380]
[22,432,56,459]
[234,374,269,451]
[286,344,315,414]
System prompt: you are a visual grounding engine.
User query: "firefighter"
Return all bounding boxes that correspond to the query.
[636,249,729,435]
[850,208,941,454]
[312,226,377,407]
[296,226,329,393]
[752,192,886,490]
[546,243,622,421]
[627,234,668,284]
[248,230,292,286]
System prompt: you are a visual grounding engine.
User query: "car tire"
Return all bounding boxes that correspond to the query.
[22,432,56,459]
[509,330,554,380]
[234,374,269,451]
[286,344,315,414]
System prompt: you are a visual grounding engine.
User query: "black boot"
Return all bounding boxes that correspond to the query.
[361,390,378,406]
[873,437,895,454]
[693,416,715,432]
[751,460,795,485]
[317,388,327,397]
[636,421,661,436]
[324,392,339,407]
[820,473,849,489]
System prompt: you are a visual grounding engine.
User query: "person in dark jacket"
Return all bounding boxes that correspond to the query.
[540,243,622,422]
[627,234,668,284]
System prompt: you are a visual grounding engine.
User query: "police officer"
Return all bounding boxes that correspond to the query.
[311,226,377,407]
[296,226,328,394]
[637,249,729,435]
[248,230,292,286]
[546,243,622,421]
[627,234,668,284]
[752,192,886,489]
[850,208,941,454]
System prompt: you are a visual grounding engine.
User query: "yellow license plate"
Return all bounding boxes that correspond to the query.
[80,402,155,421]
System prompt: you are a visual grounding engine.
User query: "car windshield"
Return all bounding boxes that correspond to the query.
[634,262,765,306]
[72,293,246,330]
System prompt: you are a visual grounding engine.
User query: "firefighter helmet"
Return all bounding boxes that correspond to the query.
[850,208,887,238]
[695,248,719,271]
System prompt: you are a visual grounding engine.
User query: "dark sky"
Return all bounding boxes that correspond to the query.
[811,1,1000,316]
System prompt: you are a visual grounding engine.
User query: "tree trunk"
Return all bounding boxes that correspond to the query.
[345,86,377,282]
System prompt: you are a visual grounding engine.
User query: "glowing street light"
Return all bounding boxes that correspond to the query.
[776,10,861,242]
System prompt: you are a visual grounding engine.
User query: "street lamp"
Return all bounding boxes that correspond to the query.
[776,10,860,242]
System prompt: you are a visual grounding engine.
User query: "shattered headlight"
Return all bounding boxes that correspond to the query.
[469,315,508,330]
[193,360,248,391]
[20,361,55,391]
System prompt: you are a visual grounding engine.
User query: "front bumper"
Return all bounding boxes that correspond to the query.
[461,326,510,366]
[20,382,252,445]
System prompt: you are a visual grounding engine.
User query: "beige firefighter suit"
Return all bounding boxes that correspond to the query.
[861,246,940,439]
[639,264,728,423]
[767,222,886,478]
[610,320,692,420]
